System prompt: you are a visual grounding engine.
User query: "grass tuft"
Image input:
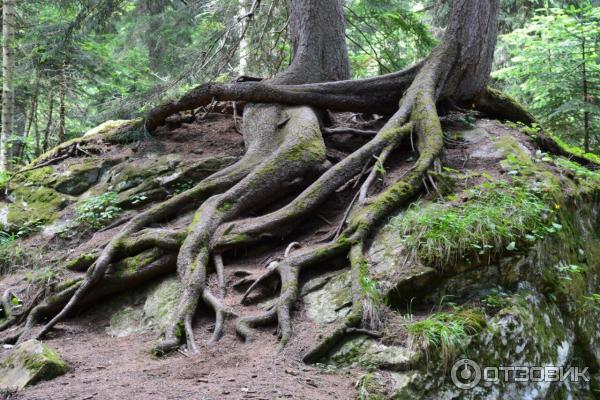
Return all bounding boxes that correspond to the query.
[390,178,560,268]
[405,308,486,370]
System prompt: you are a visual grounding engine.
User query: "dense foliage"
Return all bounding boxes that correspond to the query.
[0,0,597,170]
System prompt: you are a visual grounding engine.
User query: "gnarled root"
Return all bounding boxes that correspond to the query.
[1,252,177,344]
[237,49,445,362]
[153,105,329,354]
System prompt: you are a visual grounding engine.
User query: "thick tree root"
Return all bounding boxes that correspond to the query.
[153,105,329,354]
[1,253,177,344]
[236,43,445,362]
[34,159,252,340]
[10,18,573,365]
[144,63,422,131]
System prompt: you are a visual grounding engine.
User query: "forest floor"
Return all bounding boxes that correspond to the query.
[1,110,376,400]
[1,108,540,400]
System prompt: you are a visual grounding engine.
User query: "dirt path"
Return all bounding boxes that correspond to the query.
[7,311,359,400]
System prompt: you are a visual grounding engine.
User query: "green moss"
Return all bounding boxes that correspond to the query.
[64,253,97,271]
[14,167,55,186]
[0,340,69,388]
[230,233,250,244]
[54,162,101,195]
[6,187,69,227]
[110,248,162,277]
[495,135,534,167]
[218,201,234,213]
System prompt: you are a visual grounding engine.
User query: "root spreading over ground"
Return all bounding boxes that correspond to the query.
[1,0,596,364]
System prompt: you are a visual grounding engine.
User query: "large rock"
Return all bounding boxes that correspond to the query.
[54,163,101,195]
[106,276,182,337]
[0,340,69,390]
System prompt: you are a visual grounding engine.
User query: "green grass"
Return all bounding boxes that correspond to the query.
[405,308,486,369]
[390,179,560,268]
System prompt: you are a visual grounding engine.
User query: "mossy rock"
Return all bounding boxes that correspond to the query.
[105,276,183,337]
[4,186,71,229]
[0,340,69,390]
[326,334,419,371]
[302,271,352,324]
[109,155,181,193]
[54,163,101,195]
[13,166,56,187]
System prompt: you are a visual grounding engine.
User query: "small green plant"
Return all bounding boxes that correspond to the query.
[174,180,194,194]
[555,263,586,282]
[405,308,486,370]
[482,288,512,314]
[76,192,122,229]
[130,193,149,205]
[584,294,600,312]
[357,373,386,400]
[25,267,58,286]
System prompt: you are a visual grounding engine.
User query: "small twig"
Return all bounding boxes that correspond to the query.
[334,189,360,240]
[316,213,333,226]
[422,177,431,195]
[427,173,443,199]
[177,349,192,358]
[352,161,372,189]
[359,144,394,205]
[231,102,242,135]
[323,127,378,137]
[284,242,301,258]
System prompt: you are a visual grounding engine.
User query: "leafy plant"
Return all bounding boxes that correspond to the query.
[76,192,122,229]
[494,3,600,152]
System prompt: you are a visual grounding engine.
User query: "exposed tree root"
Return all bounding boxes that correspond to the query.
[7,0,591,365]
[1,252,177,344]
[144,63,422,131]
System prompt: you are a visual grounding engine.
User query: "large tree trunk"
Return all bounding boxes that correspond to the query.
[1,0,16,171]
[273,0,349,84]
[438,0,499,102]
[142,0,167,73]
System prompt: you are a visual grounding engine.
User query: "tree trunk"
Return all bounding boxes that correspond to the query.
[272,0,350,84]
[143,0,167,73]
[1,0,16,171]
[582,37,590,153]
[43,92,54,153]
[58,68,67,144]
[27,0,561,364]
[438,0,499,102]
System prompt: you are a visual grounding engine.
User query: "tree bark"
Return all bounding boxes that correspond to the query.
[2,0,16,171]
[272,0,350,84]
[438,0,499,102]
[58,68,67,144]
[43,92,54,153]
[142,0,167,73]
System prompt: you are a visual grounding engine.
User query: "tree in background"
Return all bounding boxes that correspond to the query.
[494,3,599,151]
[1,0,15,171]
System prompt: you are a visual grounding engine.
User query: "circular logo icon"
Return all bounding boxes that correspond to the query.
[451,358,481,389]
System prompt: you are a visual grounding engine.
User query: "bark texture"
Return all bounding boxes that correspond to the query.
[2,0,16,170]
